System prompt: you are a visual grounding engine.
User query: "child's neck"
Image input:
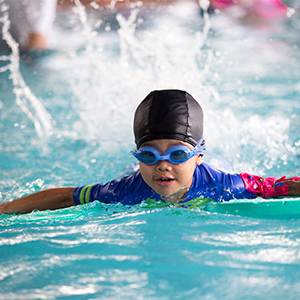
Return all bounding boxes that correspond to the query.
[160,186,190,203]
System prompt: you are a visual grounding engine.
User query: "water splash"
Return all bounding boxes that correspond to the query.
[286,7,296,18]
[199,0,211,34]
[65,0,217,148]
[116,2,143,66]
[0,6,52,138]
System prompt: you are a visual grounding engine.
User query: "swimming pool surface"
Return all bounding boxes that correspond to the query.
[0,1,300,299]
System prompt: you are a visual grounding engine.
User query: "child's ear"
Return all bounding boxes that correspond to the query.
[196,155,202,166]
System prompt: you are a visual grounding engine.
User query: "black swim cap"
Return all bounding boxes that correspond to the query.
[134,89,203,149]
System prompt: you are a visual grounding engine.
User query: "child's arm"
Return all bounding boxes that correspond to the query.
[0,187,76,215]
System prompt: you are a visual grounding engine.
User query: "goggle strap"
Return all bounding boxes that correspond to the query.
[200,149,233,173]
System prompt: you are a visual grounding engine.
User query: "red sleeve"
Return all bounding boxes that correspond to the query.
[239,173,300,198]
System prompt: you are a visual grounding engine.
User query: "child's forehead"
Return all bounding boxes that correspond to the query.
[141,139,193,149]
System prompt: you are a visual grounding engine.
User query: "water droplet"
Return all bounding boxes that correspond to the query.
[287,7,295,18]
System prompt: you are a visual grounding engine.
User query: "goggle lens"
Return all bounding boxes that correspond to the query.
[139,151,156,164]
[170,149,189,162]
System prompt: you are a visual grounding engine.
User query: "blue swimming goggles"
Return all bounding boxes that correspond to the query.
[131,137,233,172]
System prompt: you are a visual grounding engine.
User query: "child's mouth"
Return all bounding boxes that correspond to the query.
[155,177,175,186]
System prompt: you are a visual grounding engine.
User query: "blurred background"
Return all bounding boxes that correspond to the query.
[0,0,299,193]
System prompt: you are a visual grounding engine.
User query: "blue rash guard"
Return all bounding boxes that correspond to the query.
[73,162,256,207]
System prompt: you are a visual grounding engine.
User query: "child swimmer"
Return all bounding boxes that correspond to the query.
[1,89,300,214]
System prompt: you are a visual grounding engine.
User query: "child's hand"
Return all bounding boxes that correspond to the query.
[285,180,300,196]
[0,203,8,215]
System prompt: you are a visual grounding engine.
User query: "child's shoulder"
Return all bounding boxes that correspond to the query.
[195,162,243,185]
[114,169,145,189]
[196,162,225,175]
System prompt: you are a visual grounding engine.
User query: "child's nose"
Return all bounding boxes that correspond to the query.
[156,160,172,171]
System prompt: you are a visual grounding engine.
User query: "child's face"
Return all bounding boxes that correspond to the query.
[139,139,202,198]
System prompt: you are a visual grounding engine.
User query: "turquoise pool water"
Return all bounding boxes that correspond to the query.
[1,1,300,299]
